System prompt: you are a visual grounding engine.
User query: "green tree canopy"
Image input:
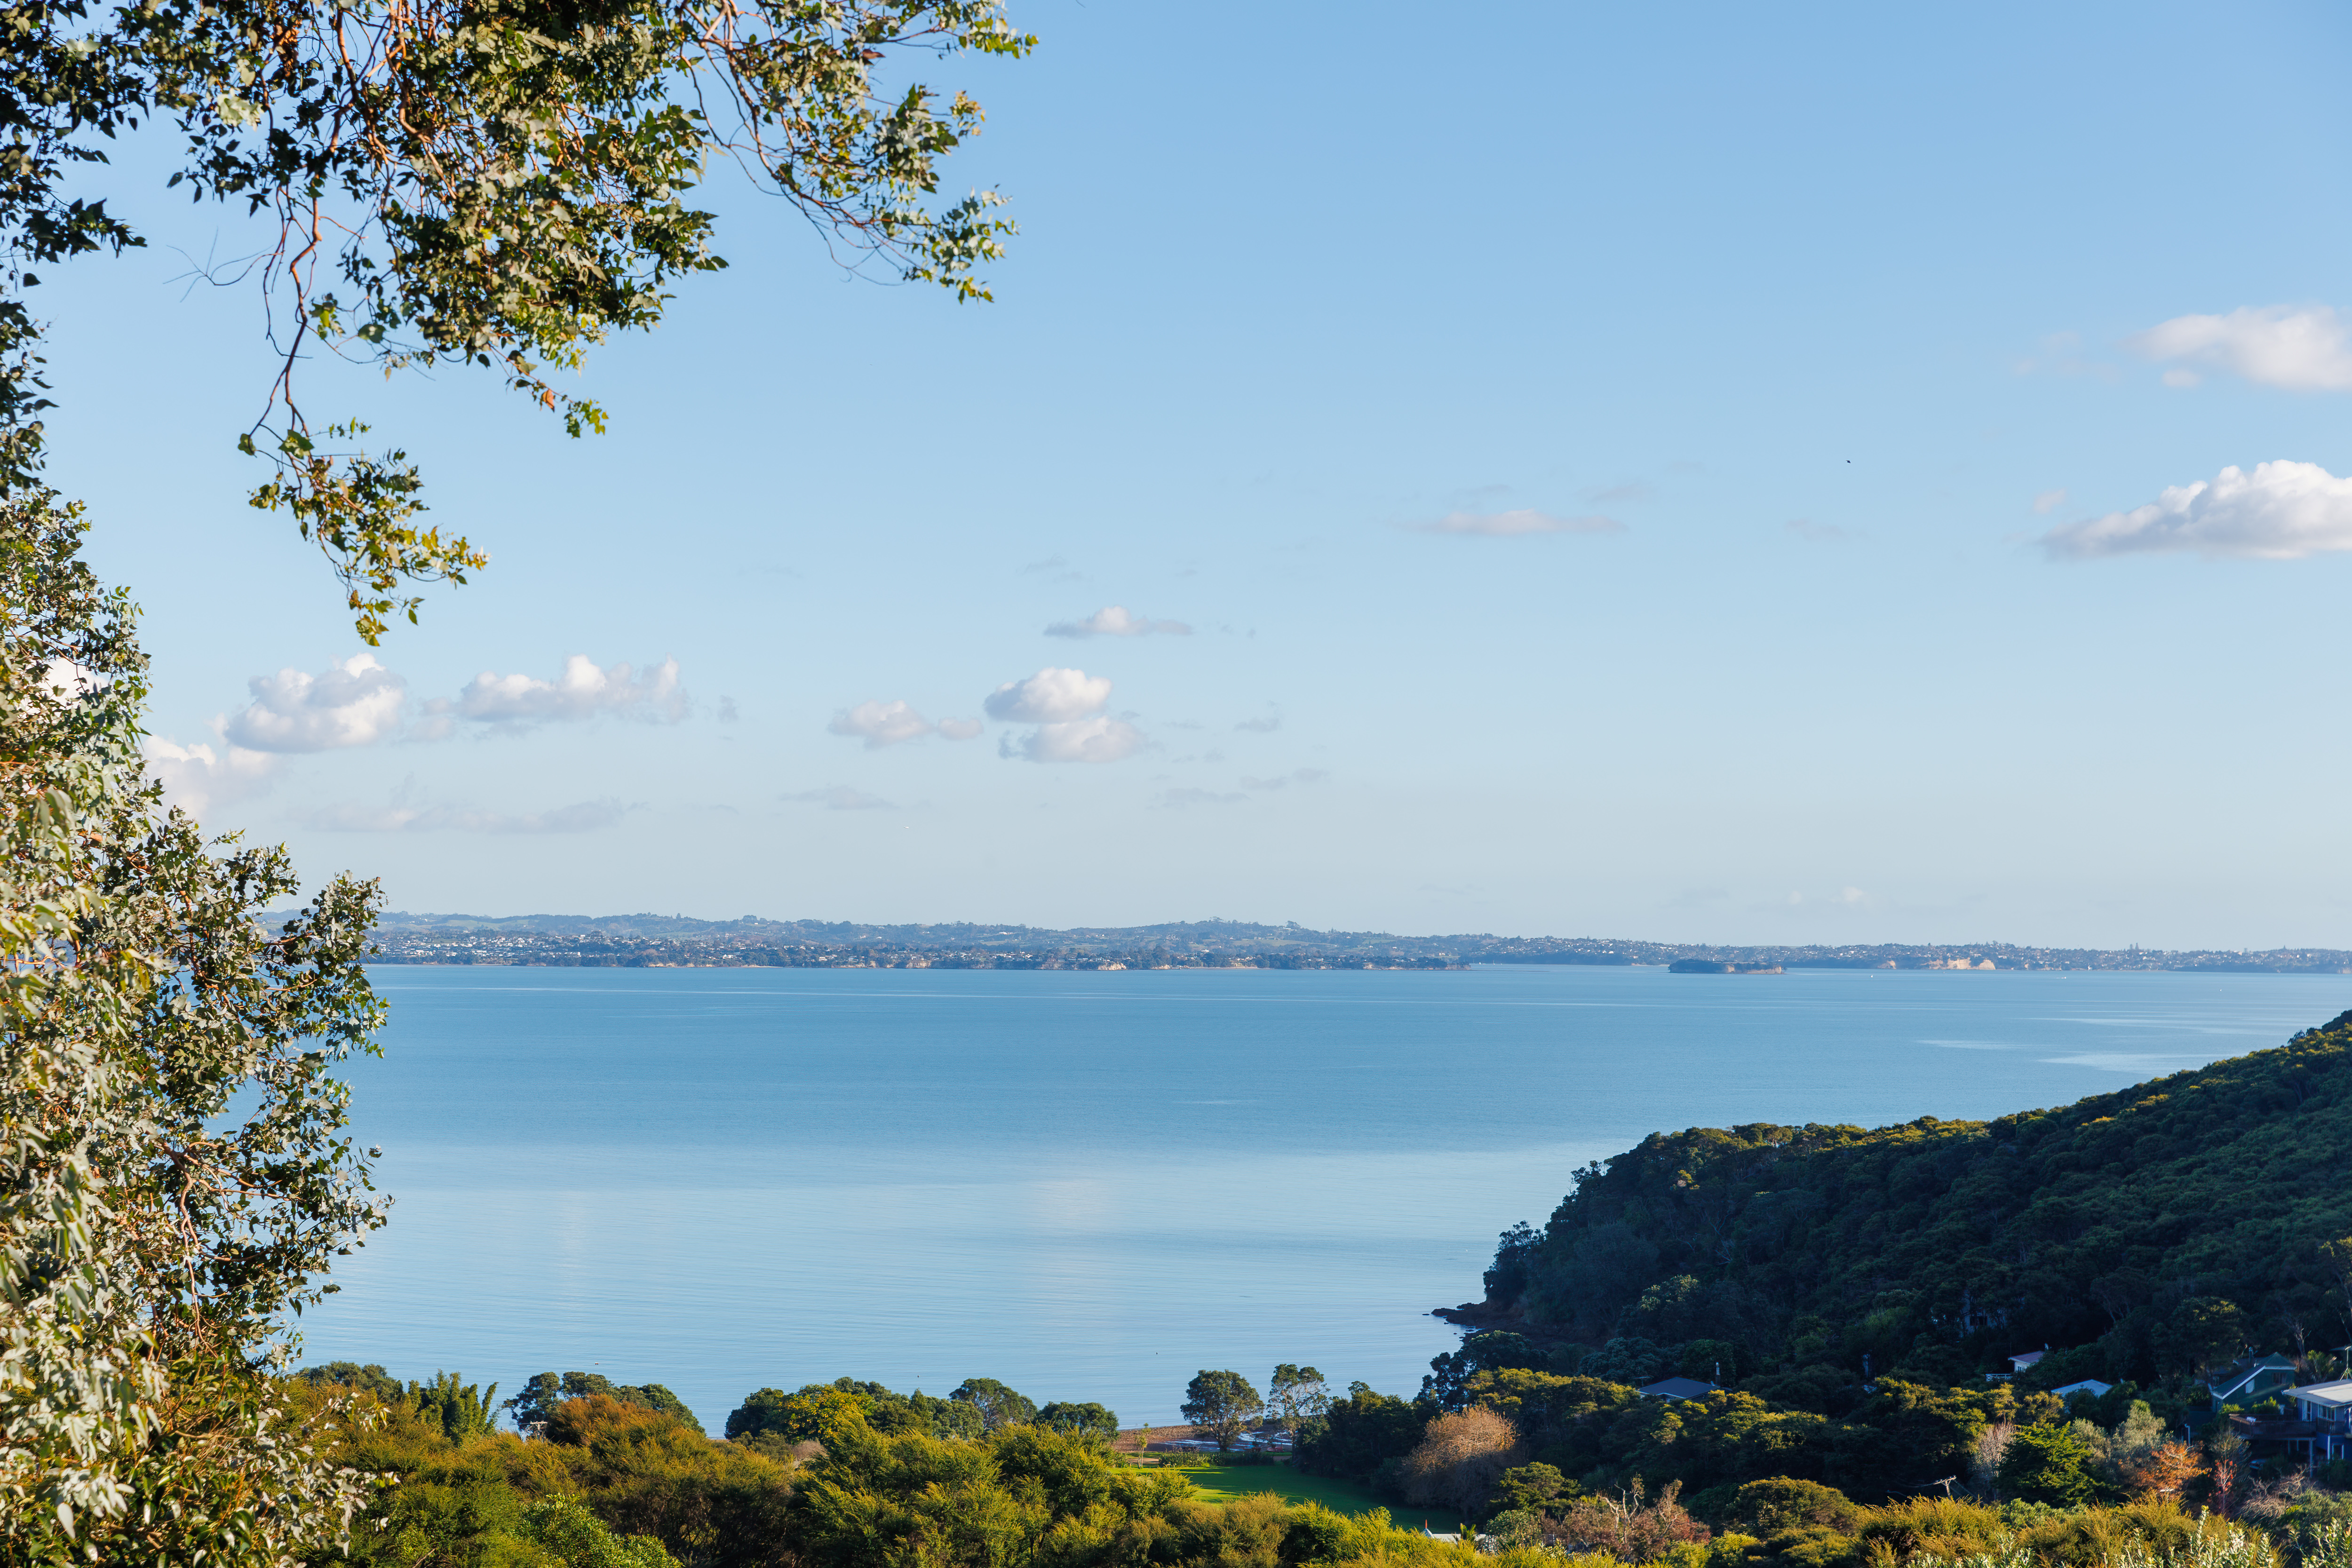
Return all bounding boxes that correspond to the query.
[1997,1423,2106,1507]
[1479,1020,2352,1387]
[1270,1364,1333,1441]
[951,1377,1038,1432]
[1727,1477,1860,1535]
[299,1361,405,1404]
[409,1371,501,1443]
[1037,1401,1119,1442]
[508,1370,703,1433]
[0,492,389,1559]
[1182,1369,1264,1451]
[1292,1382,1431,1483]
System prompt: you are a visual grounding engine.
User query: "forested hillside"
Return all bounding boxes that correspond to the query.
[1470,1009,2352,1388]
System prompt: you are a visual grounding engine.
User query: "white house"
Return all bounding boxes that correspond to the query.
[2286,1379,2352,1466]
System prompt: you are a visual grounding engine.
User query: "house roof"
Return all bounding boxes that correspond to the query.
[1637,1377,1721,1401]
[2008,1351,2047,1370]
[2288,1381,2352,1409]
[2210,1356,2302,1401]
[2051,1380,2115,1399]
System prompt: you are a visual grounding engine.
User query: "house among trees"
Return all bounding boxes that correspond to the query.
[1636,1377,1722,1402]
[2285,1378,2352,1466]
[2208,1354,2301,1410]
[1986,1349,2049,1381]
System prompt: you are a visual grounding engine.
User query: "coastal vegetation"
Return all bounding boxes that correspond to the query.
[1462,1014,2352,1393]
[278,1354,2352,1568]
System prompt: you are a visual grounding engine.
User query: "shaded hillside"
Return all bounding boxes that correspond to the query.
[1471,1010,2352,1385]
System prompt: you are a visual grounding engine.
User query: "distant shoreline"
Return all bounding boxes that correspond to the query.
[305,910,2352,976]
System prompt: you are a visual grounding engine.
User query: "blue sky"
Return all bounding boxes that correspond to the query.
[46,0,2352,946]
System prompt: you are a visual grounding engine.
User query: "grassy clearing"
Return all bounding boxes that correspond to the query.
[1170,1462,1394,1518]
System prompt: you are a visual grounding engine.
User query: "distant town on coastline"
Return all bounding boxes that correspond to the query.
[342,913,2352,974]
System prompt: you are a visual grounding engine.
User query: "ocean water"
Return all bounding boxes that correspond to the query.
[298,964,2351,1434]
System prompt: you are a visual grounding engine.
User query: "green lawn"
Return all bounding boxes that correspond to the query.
[1166,1462,1393,1519]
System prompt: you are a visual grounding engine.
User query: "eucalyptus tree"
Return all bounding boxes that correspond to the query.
[0,0,1027,636]
[1,484,386,1561]
[1268,1362,1330,1445]
[0,0,1031,1557]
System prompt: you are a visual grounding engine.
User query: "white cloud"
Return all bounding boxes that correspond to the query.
[2127,305,2352,392]
[223,654,407,753]
[307,797,629,833]
[1159,787,1245,806]
[984,667,1112,723]
[146,738,279,815]
[455,655,687,727]
[1002,716,1145,764]
[1411,509,1623,537]
[1241,769,1328,790]
[1022,555,1083,582]
[2032,488,2068,516]
[2039,460,2352,561]
[1045,606,1192,638]
[829,699,938,748]
[826,700,981,748]
[981,668,1139,761]
[1234,714,1281,733]
[782,786,895,811]
[39,658,102,707]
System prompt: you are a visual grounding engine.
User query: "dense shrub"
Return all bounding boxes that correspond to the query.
[1729,1479,1859,1536]
[1400,1409,1524,1519]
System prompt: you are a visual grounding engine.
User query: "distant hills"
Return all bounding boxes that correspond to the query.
[343,911,2352,972]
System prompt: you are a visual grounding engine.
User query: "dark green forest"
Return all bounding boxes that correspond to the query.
[1466,1008,2352,1392]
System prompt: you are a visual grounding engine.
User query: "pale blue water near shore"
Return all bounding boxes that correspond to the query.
[298,964,2352,1435]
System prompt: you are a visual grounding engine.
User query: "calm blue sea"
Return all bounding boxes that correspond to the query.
[296,964,2351,1434]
